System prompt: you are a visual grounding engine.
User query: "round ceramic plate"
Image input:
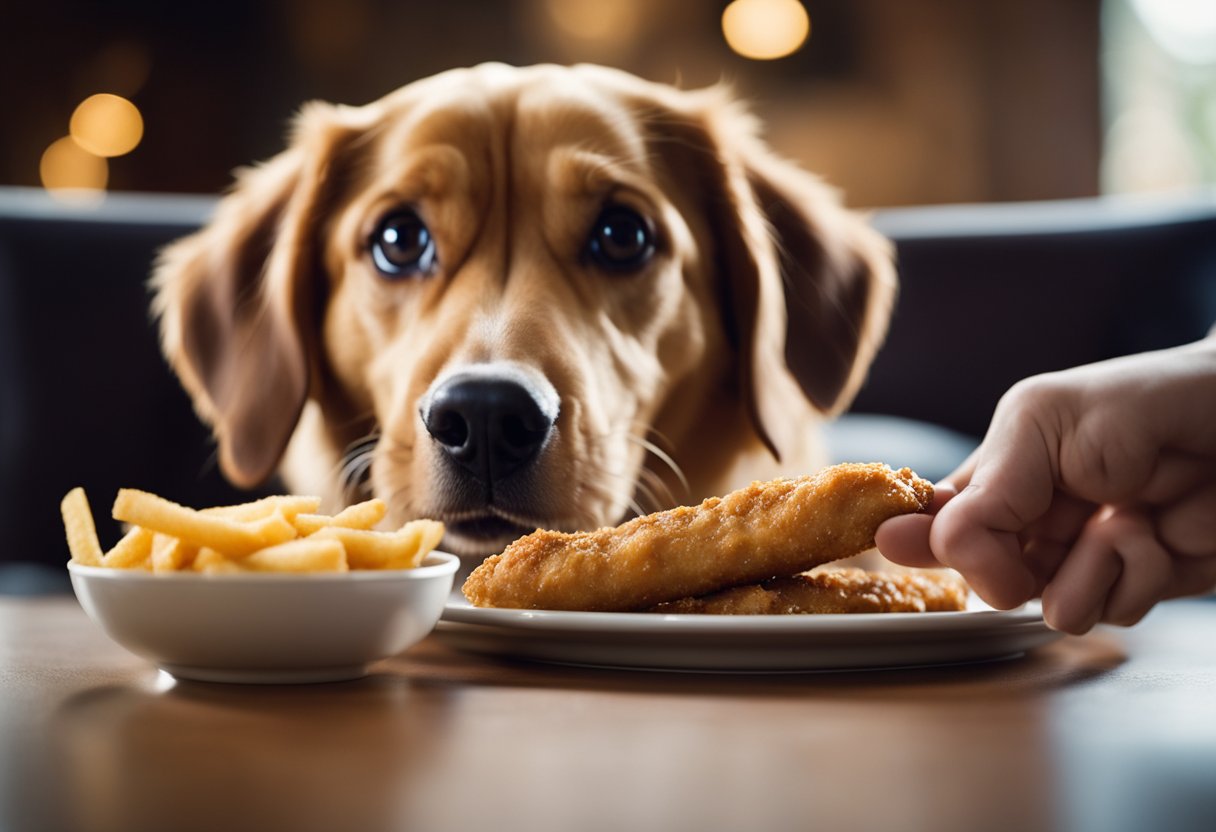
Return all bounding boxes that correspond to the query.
[436,595,1062,673]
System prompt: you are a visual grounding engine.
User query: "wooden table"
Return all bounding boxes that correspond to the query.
[2,596,1214,832]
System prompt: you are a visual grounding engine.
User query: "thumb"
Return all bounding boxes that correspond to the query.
[930,385,1061,609]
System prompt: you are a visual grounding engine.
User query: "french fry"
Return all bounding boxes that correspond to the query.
[61,487,103,566]
[104,527,155,569]
[112,489,296,557]
[388,519,446,569]
[192,548,244,574]
[292,498,387,536]
[195,541,348,574]
[63,487,444,574]
[203,495,322,522]
[309,518,443,570]
[306,527,397,568]
[150,533,198,573]
[242,539,348,573]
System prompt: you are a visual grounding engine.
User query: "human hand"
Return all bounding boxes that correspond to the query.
[875,336,1216,633]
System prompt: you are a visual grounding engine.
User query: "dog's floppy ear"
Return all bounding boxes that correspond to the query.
[152,103,351,488]
[656,90,896,462]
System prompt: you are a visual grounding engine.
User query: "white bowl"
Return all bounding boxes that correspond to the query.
[68,552,460,684]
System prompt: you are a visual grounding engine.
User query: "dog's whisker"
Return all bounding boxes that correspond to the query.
[624,479,657,516]
[347,457,375,493]
[635,465,677,511]
[331,456,365,497]
[568,427,686,517]
[626,469,665,515]
[333,430,381,504]
[341,428,381,453]
[623,433,690,499]
[635,423,680,459]
[573,454,648,522]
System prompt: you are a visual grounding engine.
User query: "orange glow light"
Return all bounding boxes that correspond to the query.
[722,0,811,61]
[69,93,144,158]
[545,0,640,44]
[40,136,109,195]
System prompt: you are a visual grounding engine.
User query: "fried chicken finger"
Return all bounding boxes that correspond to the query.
[462,463,933,611]
[649,567,969,615]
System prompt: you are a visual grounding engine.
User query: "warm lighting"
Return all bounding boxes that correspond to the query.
[69,93,143,158]
[40,136,108,194]
[545,0,640,44]
[722,0,810,61]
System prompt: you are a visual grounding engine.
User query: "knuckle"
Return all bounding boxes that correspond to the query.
[999,375,1061,417]
[1158,493,1216,558]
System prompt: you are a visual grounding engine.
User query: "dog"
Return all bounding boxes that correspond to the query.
[153,63,896,558]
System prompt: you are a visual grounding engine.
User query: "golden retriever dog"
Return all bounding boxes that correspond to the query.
[153,63,895,558]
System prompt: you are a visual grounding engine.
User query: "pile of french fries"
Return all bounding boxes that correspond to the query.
[61,487,444,573]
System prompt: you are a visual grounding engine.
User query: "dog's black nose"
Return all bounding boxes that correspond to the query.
[422,375,554,484]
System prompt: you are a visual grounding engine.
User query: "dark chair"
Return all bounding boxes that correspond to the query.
[0,190,252,592]
[2,186,1213,592]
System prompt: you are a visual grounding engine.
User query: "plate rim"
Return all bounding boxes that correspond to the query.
[441,597,1047,636]
[433,599,1061,673]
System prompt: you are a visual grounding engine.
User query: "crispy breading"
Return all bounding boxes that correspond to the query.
[649,567,968,614]
[462,463,933,611]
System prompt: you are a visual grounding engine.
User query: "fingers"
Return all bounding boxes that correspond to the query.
[1138,451,1212,506]
[930,483,1034,609]
[930,510,1036,609]
[926,481,960,513]
[875,514,938,568]
[1156,479,1216,558]
[1041,507,1172,634]
[1008,491,1099,590]
[875,482,959,568]
[884,343,1216,627]
[934,380,1077,603]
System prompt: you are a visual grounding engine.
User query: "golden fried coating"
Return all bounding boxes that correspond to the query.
[462,463,933,611]
[649,567,969,614]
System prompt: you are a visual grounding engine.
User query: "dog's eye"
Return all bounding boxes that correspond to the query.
[587,206,655,271]
[370,209,437,277]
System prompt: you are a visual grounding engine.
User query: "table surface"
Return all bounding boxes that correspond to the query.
[2,595,1214,832]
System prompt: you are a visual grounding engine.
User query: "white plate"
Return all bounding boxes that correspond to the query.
[436,595,1062,673]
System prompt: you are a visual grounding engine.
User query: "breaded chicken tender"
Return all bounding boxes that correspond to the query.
[649,567,969,615]
[462,463,933,611]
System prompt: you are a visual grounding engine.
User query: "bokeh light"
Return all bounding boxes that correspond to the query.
[39,136,109,193]
[722,0,810,61]
[544,0,641,45]
[69,93,144,158]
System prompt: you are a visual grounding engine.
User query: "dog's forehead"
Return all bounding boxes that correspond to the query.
[513,67,649,153]
[367,63,657,163]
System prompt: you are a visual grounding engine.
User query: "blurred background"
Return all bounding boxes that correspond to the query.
[3,0,1215,207]
[2,0,1215,583]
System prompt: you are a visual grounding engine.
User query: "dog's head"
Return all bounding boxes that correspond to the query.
[154,63,894,556]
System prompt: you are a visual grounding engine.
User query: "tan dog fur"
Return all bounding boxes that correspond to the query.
[153,63,896,558]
